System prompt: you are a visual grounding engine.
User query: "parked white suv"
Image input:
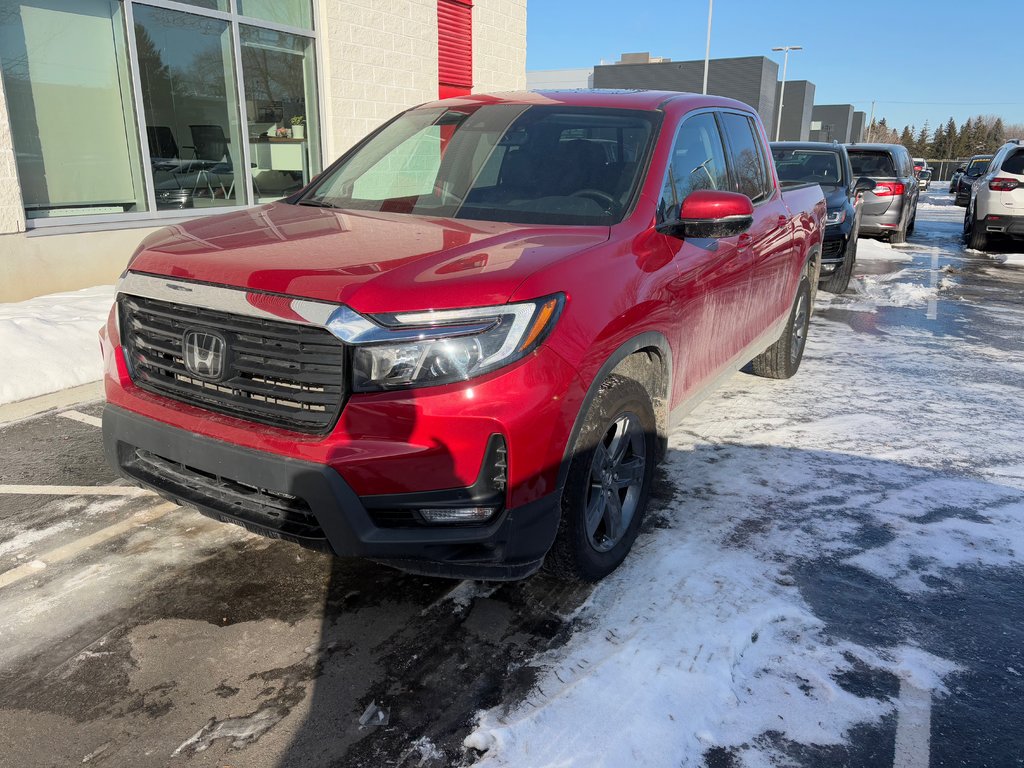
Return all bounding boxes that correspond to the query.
[964,140,1024,251]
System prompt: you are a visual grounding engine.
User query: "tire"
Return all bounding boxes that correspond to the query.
[967,206,988,251]
[750,276,811,380]
[890,212,908,244]
[546,374,656,582]
[820,235,857,294]
[906,212,916,236]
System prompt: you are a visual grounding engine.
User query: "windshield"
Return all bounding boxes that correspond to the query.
[772,148,845,187]
[966,157,992,176]
[848,151,896,178]
[298,105,658,226]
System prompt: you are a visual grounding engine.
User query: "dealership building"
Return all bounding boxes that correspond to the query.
[0,0,526,301]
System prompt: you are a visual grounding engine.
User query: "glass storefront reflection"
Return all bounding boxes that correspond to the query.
[240,25,320,203]
[134,4,245,210]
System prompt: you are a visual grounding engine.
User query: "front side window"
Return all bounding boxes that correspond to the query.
[302,105,659,226]
[0,0,147,218]
[657,112,729,222]
[720,112,771,202]
[772,148,845,187]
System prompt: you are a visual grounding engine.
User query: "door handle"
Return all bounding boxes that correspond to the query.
[776,215,788,228]
[737,233,752,248]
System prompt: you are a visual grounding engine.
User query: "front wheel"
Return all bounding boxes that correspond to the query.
[820,235,857,294]
[546,375,656,582]
[750,276,811,379]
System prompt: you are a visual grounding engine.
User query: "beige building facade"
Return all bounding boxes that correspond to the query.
[0,0,526,302]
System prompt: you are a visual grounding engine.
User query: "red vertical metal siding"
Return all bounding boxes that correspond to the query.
[438,0,472,97]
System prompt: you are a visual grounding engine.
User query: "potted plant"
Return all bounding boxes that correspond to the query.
[290,115,305,140]
[275,126,291,139]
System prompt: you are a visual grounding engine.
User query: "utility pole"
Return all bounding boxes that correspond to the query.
[867,100,876,142]
[702,0,713,95]
[771,45,802,141]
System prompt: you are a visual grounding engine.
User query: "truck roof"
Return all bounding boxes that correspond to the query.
[418,89,754,113]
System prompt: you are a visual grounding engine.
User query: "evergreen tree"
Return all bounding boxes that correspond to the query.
[899,125,914,149]
[916,122,930,156]
[931,123,946,157]
[987,118,1005,152]
[942,117,957,158]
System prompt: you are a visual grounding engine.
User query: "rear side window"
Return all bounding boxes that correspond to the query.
[848,151,896,178]
[657,112,730,222]
[720,112,772,202]
[1001,150,1024,175]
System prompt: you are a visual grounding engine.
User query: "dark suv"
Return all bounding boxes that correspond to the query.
[846,143,920,243]
[954,154,993,207]
[772,141,874,293]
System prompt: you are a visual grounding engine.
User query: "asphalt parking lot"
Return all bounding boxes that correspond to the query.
[1,191,1022,767]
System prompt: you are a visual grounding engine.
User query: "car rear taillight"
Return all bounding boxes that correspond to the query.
[872,182,905,197]
[989,177,1021,191]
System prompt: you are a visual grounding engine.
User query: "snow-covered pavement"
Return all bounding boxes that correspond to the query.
[465,190,1024,767]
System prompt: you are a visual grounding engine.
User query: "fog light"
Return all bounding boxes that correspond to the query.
[821,263,836,273]
[419,507,498,524]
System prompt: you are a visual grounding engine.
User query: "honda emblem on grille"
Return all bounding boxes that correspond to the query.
[182,329,228,380]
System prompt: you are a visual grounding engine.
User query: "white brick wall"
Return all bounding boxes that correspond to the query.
[0,71,25,235]
[472,0,527,94]
[319,0,439,160]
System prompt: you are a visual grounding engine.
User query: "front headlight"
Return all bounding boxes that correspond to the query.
[825,209,847,226]
[348,295,563,392]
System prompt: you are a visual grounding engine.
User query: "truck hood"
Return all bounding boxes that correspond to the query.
[127,203,610,313]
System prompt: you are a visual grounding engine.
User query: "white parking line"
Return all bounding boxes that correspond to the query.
[893,679,932,768]
[60,409,102,428]
[0,502,176,590]
[0,485,154,496]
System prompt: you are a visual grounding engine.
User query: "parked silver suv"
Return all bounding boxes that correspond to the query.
[846,143,920,243]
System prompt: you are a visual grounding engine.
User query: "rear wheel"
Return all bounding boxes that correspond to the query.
[967,205,989,251]
[750,276,811,380]
[906,211,916,236]
[546,375,656,582]
[891,212,908,244]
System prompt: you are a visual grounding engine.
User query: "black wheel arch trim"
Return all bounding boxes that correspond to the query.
[556,331,672,495]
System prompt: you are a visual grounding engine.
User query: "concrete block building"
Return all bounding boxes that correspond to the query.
[851,111,867,143]
[809,104,855,143]
[772,80,815,142]
[0,0,527,301]
[592,54,779,130]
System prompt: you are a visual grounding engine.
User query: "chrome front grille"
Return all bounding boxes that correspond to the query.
[119,293,346,433]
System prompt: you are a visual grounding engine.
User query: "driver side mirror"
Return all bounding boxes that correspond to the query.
[854,177,876,195]
[656,190,754,240]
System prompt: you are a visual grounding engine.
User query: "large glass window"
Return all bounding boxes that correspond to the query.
[0,0,321,223]
[0,0,147,218]
[238,0,312,31]
[134,4,245,210]
[241,25,320,203]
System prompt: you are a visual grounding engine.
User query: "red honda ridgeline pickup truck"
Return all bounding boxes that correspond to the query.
[101,91,825,582]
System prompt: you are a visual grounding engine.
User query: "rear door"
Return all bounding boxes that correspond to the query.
[718,110,794,340]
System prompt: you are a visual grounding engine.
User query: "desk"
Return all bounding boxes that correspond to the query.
[251,138,308,185]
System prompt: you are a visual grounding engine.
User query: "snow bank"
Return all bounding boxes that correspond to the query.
[993,253,1024,266]
[856,237,913,263]
[0,286,113,405]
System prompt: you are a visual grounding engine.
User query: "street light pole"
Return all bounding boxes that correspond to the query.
[702,0,713,94]
[771,45,802,142]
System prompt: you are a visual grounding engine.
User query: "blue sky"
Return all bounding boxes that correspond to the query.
[526,0,1024,132]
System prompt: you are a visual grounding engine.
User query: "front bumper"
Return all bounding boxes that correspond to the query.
[104,404,561,579]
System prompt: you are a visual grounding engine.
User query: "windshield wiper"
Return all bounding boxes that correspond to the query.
[296,199,338,209]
